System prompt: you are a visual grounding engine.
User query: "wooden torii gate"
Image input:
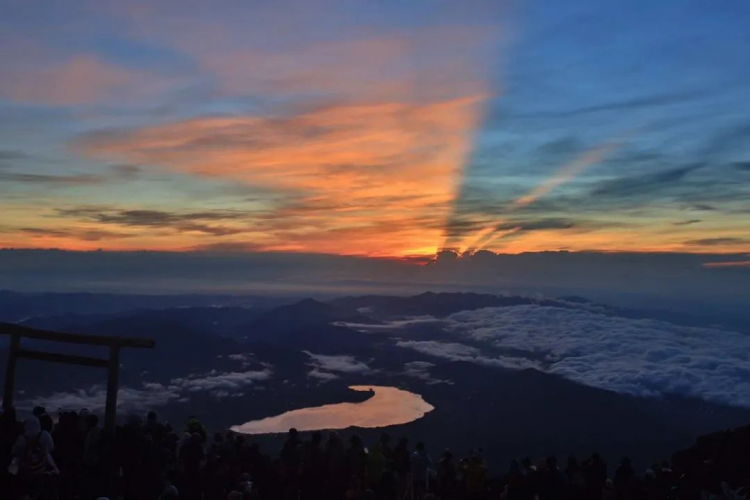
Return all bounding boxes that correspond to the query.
[0,322,155,433]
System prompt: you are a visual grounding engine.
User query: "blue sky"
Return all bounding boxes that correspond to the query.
[1,0,749,257]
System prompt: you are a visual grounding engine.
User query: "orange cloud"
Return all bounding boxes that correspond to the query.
[7,3,511,255]
[480,226,750,255]
[0,225,137,252]
[703,260,750,268]
[77,96,484,255]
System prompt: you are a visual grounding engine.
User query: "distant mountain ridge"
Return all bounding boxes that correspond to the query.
[0,290,289,323]
[329,291,570,318]
[247,298,374,330]
[2,289,745,333]
[0,290,749,470]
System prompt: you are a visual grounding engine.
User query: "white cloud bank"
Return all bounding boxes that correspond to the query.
[402,361,453,385]
[16,367,273,413]
[15,384,185,414]
[170,368,272,392]
[399,305,750,407]
[308,368,340,381]
[303,351,374,381]
[396,341,539,370]
[336,316,442,332]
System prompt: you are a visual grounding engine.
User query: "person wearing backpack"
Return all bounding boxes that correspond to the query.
[11,416,58,499]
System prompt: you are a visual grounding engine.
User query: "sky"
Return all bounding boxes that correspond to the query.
[1,0,749,258]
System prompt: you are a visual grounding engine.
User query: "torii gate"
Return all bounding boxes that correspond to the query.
[0,322,155,433]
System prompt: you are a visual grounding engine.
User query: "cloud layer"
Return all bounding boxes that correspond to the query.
[77,98,483,255]
[15,384,185,414]
[16,367,273,413]
[402,361,453,385]
[303,351,374,381]
[2,1,749,255]
[396,340,539,370]
[397,305,750,407]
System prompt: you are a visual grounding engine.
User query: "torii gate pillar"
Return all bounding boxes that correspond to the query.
[1,323,154,434]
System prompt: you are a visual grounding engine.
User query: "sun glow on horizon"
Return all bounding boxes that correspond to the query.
[1,1,748,257]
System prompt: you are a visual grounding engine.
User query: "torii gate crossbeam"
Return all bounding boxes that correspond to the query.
[0,322,155,433]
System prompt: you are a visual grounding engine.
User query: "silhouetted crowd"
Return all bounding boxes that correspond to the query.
[0,405,748,500]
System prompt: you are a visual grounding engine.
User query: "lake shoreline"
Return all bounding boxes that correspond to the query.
[231,385,434,435]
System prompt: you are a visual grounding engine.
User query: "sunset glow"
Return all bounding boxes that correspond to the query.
[1,1,748,257]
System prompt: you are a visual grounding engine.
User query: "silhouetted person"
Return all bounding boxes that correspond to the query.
[345,475,363,500]
[410,441,432,500]
[144,410,159,436]
[80,413,102,499]
[241,442,275,498]
[324,431,346,499]
[583,453,607,500]
[12,416,59,499]
[393,436,411,497]
[504,460,525,500]
[366,435,387,494]
[39,413,54,435]
[464,453,487,500]
[519,457,539,500]
[180,433,205,500]
[642,469,662,500]
[300,430,323,500]
[566,456,586,498]
[346,435,367,485]
[539,455,568,500]
[208,432,225,462]
[183,416,207,444]
[437,449,457,499]
[371,433,392,462]
[0,407,21,498]
[280,428,302,498]
[1,401,744,500]
[613,457,635,499]
[159,482,180,500]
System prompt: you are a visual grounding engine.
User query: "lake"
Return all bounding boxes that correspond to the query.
[231,385,434,434]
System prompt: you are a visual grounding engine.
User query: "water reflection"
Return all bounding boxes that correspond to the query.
[231,385,434,434]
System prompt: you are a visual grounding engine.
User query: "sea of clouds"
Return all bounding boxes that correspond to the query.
[16,367,273,413]
[396,305,750,407]
[303,351,375,381]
